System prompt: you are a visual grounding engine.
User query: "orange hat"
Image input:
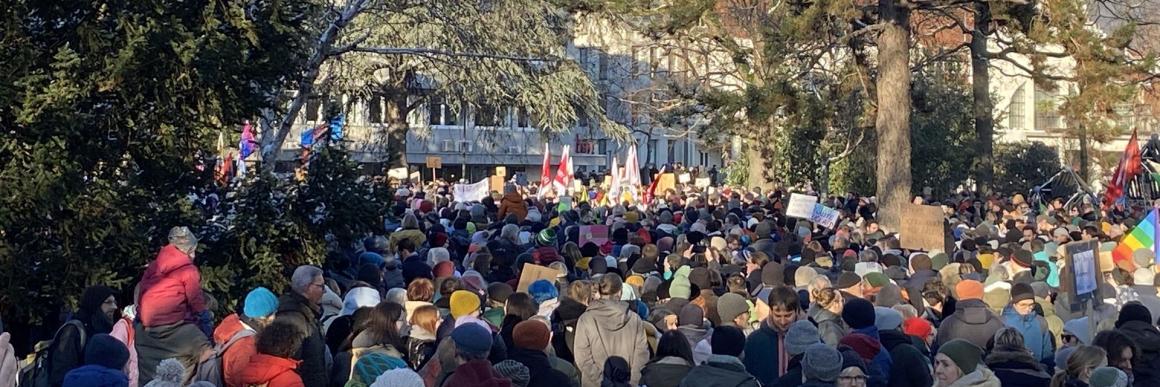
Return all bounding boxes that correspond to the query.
[955,280,984,301]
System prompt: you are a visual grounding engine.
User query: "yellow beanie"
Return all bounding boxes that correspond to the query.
[450,290,481,319]
[977,253,995,270]
[626,275,645,288]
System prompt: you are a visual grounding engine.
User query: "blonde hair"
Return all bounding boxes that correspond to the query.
[812,287,842,310]
[1050,345,1107,387]
[409,304,440,334]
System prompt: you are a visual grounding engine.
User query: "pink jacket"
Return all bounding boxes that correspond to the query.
[109,317,139,387]
[137,245,207,327]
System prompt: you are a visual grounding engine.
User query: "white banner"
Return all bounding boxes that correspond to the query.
[786,193,818,218]
[453,178,489,202]
[810,204,840,229]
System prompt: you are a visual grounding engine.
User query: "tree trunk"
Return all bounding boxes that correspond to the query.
[383,93,411,170]
[971,0,995,194]
[746,139,774,192]
[875,0,912,232]
[1079,122,1090,182]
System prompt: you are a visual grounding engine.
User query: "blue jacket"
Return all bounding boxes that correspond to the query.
[63,365,129,387]
[1002,306,1053,364]
[742,321,785,386]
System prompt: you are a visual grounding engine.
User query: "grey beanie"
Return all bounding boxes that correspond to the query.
[802,343,843,382]
[1089,367,1129,387]
[716,293,750,324]
[785,320,821,356]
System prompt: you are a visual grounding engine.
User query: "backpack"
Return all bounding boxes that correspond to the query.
[193,328,255,386]
[18,320,86,387]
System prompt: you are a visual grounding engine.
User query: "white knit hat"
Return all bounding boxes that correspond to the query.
[371,368,424,387]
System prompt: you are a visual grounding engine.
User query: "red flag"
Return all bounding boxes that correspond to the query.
[1104,128,1141,206]
[643,165,667,204]
[553,145,573,193]
[539,143,551,193]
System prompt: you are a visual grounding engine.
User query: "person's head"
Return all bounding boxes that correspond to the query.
[569,280,595,305]
[168,226,199,256]
[597,273,623,300]
[766,286,801,332]
[512,319,552,352]
[291,265,326,304]
[504,292,538,320]
[450,323,493,362]
[710,325,746,357]
[80,285,118,324]
[449,290,481,319]
[351,302,406,349]
[802,343,843,383]
[991,327,1028,352]
[654,329,694,365]
[409,304,440,335]
[1093,330,1135,376]
[397,238,416,256]
[1053,346,1108,385]
[837,348,869,387]
[257,320,304,358]
[812,286,844,314]
[84,334,129,371]
[242,287,279,327]
[402,213,420,230]
[407,278,435,303]
[1010,282,1037,316]
[716,292,750,327]
[428,247,450,266]
[935,339,983,385]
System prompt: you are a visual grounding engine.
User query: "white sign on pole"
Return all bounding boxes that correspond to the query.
[810,204,840,229]
[453,178,489,202]
[786,193,818,219]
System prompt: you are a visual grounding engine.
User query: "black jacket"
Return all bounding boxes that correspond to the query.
[1117,320,1160,386]
[770,355,803,387]
[985,348,1051,387]
[879,329,933,387]
[277,291,328,387]
[640,357,692,387]
[508,347,574,387]
[934,299,1004,350]
[551,297,587,363]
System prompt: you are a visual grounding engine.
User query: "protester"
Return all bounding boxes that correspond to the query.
[213,287,279,387]
[985,327,1052,386]
[135,227,212,385]
[574,274,649,387]
[679,326,760,387]
[62,334,130,387]
[640,330,694,387]
[276,265,329,387]
[1049,345,1107,387]
[935,280,1004,350]
[934,339,999,387]
[237,321,307,387]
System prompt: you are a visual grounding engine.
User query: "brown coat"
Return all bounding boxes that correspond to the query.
[497,192,528,222]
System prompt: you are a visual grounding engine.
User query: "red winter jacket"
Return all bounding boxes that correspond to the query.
[237,354,304,387]
[138,244,207,327]
[212,314,258,387]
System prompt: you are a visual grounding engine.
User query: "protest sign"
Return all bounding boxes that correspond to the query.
[786,193,819,219]
[425,156,442,169]
[899,203,949,252]
[1064,240,1101,301]
[452,178,489,202]
[517,263,564,292]
[387,167,409,179]
[496,166,507,177]
[489,175,505,193]
[810,204,840,229]
[655,173,676,194]
[579,225,609,246]
[678,173,691,184]
[694,177,710,188]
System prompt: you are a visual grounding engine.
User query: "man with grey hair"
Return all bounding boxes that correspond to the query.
[276,265,328,387]
[134,226,211,384]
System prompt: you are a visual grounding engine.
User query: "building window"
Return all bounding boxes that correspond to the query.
[367,95,383,124]
[1008,84,1026,131]
[305,98,322,122]
[648,139,659,164]
[599,52,609,81]
[428,97,443,125]
[517,107,530,128]
[598,139,608,154]
[476,104,500,127]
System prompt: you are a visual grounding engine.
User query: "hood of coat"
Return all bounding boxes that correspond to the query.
[947,367,1001,387]
[554,298,588,321]
[152,244,194,275]
[501,193,525,207]
[985,347,1043,372]
[583,299,634,331]
[237,354,300,385]
[954,299,1002,325]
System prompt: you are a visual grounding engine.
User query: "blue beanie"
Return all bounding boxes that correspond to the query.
[359,251,385,267]
[85,334,129,370]
[243,287,279,319]
[528,280,559,304]
[451,323,493,356]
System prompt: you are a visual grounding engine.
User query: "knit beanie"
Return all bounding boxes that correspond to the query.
[955,279,984,301]
[938,339,983,374]
[1116,302,1153,328]
[716,293,749,323]
[911,254,933,271]
[1063,317,1092,345]
[836,272,861,290]
[762,261,785,286]
[874,284,902,307]
[1010,282,1035,303]
[1089,367,1129,387]
[931,252,950,270]
[689,267,712,290]
[840,348,868,374]
[678,303,705,327]
[494,360,531,387]
[528,280,559,304]
[670,266,693,299]
[371,368,426,387]
[785,320,821,356]
[450,290,481,319]
[802,344,843,382]
[343,287,382,316]
[243,287,279,319]
[983,286,1011,313]
[902,317,933,340]
[863,272,889,288]
[451,323,493,356]
[842,298,876,329]
[839,333,881,362]
[710,325,746,357]
[487,283,514,304]
[513,320,551,351]
[874,306,903,331]
[85,334,129,370]
[354,352,408,385]
[1055,346,1077,371]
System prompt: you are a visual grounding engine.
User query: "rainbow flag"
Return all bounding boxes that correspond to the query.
[1112,208,1160,269]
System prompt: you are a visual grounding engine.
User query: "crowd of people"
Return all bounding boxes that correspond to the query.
[14,181,1160,387]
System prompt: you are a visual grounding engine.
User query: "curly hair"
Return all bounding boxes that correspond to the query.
[258,320,304,358]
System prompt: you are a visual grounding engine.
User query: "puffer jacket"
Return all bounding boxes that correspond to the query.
[212,314,258,387]
[237,354,305,387]
[63,365,129,387]
[1117,320,1160,386]
[640,356,692,387]
[138,245,207,327]
[984,347,1052,387]
[1001,306,1053,364]
[678,355,760,387]
[944,367,1001,387]
[498,192,529,223]
[934,299,1004,350]
[573,299,649,387]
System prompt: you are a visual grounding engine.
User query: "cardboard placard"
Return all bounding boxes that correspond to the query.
[489,175,505,193]
[426,156,442,169]
[810,204,840,229]
[1064,240,1101,301]
[899,203,948,252]
[694,177,711,188]
[579,225,609,246]
[786,193,819,219]
[517,262,564,292]
[496,166,507,177]
[678,173,691,183]
[655,173,676,194]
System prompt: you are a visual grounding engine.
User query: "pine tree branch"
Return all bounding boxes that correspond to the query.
[350,46,561,63]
